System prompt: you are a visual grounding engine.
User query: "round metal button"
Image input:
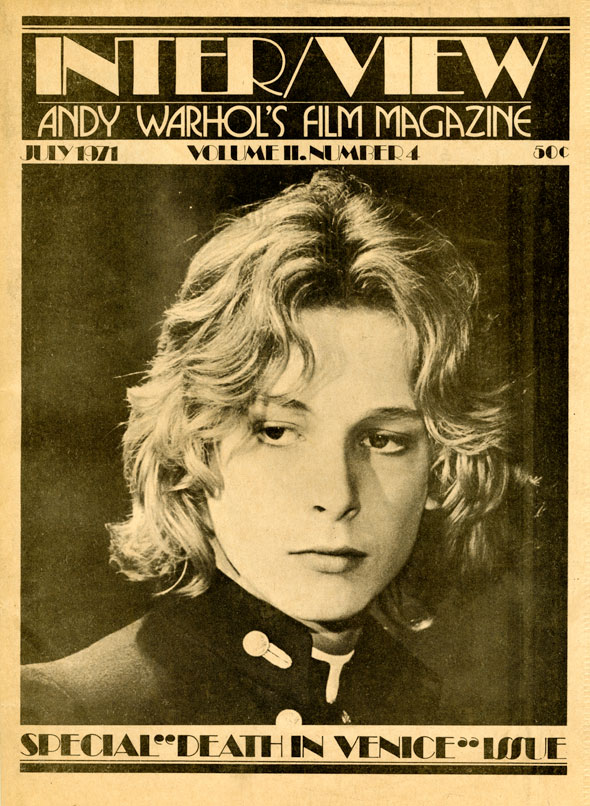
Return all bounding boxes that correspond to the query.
[275,709,303,727]
[242,630,270,657]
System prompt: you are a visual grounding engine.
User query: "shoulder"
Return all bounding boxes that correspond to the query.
[343,617,441,723]
[21,618,157,723]
[20,582,241,724]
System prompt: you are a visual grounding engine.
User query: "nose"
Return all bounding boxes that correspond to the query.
[309,441,359,522]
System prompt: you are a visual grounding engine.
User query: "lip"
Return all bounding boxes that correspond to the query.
[289,547,367,574]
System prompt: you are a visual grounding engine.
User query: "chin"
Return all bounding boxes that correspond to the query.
[282,588,374,624]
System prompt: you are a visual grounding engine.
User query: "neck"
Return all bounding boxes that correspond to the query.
[212,543,364,655]
[304,620,363,655]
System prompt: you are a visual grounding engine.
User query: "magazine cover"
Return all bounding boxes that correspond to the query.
[1,1,586,804]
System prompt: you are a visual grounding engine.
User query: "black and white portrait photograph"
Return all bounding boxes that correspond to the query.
[20,165,567,728]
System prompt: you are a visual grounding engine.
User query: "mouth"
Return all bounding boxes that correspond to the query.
[289,547,367,573]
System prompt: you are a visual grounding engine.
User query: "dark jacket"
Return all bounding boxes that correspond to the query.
[21,572,439,725]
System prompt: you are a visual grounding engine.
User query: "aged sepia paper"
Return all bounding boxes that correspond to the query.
[1,0,587,803]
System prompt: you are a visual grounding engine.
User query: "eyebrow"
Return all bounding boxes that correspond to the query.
[362,406,423,422]
[258,395,311,413]
[259,397,422,422]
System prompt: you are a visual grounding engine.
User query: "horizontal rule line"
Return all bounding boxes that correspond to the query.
[22,27,569,33]
[20,762,568,775]
[35,101,533,105]
[18,759,567,766]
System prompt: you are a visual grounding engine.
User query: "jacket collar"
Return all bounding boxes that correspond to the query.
[137,570,438,719]
[138,571,322,706]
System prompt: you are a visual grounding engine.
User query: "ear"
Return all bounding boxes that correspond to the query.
[424,494,440,511]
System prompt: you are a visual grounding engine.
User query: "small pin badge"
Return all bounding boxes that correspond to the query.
[242,630,293,669]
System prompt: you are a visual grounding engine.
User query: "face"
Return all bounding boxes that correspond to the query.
[206,307,434,624]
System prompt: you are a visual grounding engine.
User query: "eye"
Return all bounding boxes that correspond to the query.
[360,430,409,455]
[253,422,301,447]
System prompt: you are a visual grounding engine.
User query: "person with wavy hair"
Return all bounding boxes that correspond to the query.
[22,171,521,725]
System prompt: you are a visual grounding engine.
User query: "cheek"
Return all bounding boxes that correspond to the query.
[360,452,431,523]
[357,470,429,577]
[207,454,284,539]
[217,449,308,515]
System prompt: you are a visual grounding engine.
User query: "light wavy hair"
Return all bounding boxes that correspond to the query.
[109,170,522,623]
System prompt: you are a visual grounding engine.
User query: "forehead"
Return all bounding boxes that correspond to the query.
[265,307,417,413]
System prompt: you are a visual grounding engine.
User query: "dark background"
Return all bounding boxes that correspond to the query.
[21,165,567,724]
